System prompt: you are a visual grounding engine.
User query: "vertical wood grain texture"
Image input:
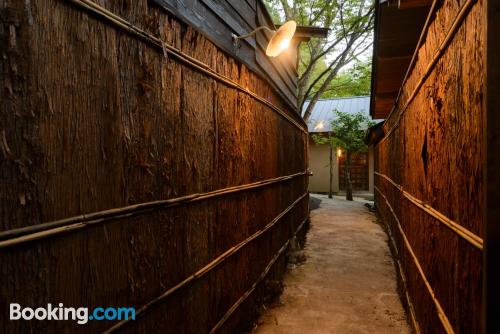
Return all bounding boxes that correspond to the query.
[0,0,308,332]
[374,0,484,332]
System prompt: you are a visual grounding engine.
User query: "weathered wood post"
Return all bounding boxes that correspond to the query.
[345,150,353,201]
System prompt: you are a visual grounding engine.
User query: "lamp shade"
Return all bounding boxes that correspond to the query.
[266,20,297,57]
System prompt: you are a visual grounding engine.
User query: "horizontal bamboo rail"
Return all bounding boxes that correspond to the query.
[63,0,307,134]
[375,186,455,334]
[375,172,483,250]
[102,193,309,333]
[380,0,477,142]
[209,217,309,334]
[382,212,421,334]
[0,171,308,248]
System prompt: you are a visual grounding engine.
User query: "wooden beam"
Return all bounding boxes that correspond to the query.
[293,25,330,39]
[370,0,432,118]
[378,5,431,32]
[373,97,395,119]
[384,0,433,9]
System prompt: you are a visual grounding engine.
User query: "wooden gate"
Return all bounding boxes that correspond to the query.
[339,152,369,191]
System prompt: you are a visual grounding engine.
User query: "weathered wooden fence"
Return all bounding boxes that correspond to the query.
[0,0,309,332]
[373,0,484,332]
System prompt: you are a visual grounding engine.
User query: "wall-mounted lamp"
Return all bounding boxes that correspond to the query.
[232,21,297,57]
[337,148,342,157]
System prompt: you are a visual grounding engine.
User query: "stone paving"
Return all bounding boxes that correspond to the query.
[254,195,410,334]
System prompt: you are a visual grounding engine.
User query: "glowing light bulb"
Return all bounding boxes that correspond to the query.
[279,38,290,51]
[265,21,296,57]
[314,120,325,130]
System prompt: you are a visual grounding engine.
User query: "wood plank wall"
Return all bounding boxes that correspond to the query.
[153,0,299,109]
[373,0,484,333]
[0,0,308,332]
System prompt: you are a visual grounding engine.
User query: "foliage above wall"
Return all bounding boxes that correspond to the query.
[264,0,374,121]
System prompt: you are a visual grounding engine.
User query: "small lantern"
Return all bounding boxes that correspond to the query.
[232,21,297,58]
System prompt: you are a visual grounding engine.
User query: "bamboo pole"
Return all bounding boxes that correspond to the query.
[374,172,483,250]
[375,186,455,334]
[102,194,309,333]
[63,0,307,134]
[0,172,308,248]
[209,217,309,334]
[383,218,421,334]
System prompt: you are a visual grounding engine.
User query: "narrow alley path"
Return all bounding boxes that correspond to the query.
[255,195,410,334]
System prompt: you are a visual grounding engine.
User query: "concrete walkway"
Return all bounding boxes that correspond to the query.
[255,195,410,334]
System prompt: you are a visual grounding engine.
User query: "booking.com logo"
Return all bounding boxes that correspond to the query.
[9,303,135,325]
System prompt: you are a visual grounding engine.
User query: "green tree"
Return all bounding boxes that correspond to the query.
[264,0,374,120]
[297,57,371,99]
[312,110,374,200]
[324,60,371,98]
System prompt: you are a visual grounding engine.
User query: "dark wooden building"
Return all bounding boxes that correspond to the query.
[369,0,500,333]
[0,0,309,332]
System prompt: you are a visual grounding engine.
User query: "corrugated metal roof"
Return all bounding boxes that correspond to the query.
[304,96,382,133]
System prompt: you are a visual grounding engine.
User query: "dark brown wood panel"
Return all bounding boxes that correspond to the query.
[370,0,432,118]
[339,152,369,191]
[0,0,307,333]
[485,0,500,331]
